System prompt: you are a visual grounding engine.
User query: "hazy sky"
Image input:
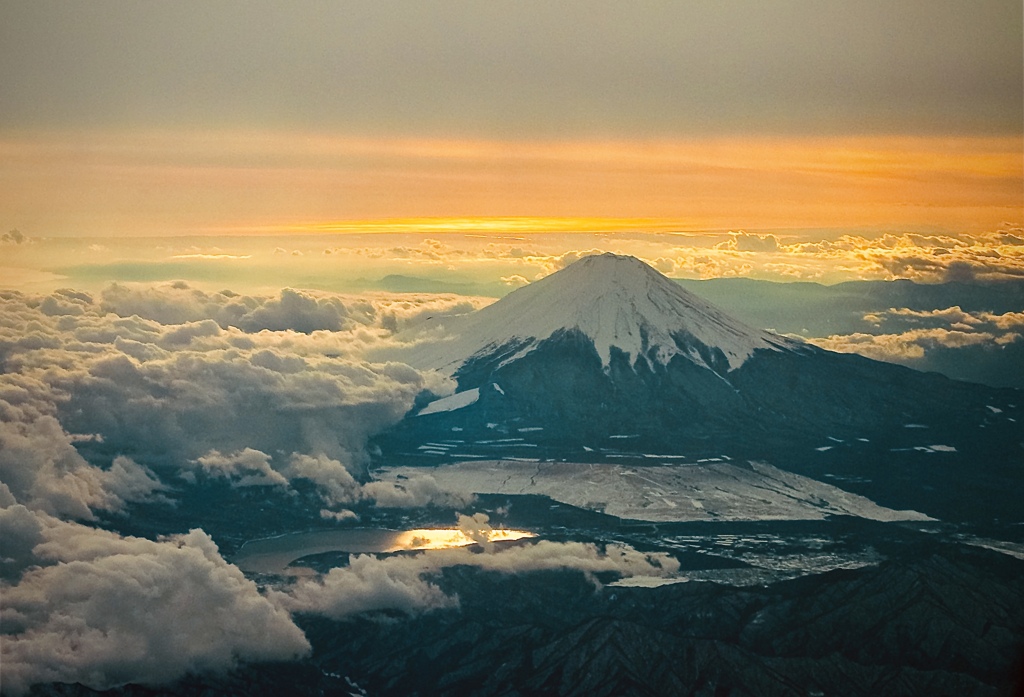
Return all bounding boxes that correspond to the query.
[3,1,1021,136]
[0,1,1021,236]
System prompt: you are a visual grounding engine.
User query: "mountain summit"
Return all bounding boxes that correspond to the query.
[405,253,794,375]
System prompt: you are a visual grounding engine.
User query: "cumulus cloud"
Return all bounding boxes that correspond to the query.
[0,413,165,520]
[638,226,1024,283]
[715,231,781,252]
[0,284,461,514]
[24,341,435,476]
[501,274,530,288]
[0,513,309,695]
[361,474,474,510]
[0,281,495,694]
[193,448,290,488]
[808,306,1024,364]
[810,328,999,361]
[372,293,491,333]
[278,539,679,620]
[182,448,472,514]
[100,283,372,334]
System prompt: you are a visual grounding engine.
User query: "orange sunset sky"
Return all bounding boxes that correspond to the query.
[0,1,1021,267]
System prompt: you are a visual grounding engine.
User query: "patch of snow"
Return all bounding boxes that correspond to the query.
[927,444,957,452]
[375,460,933,524]
[815,446,834,452]
[608,576,690,588]
[959,537,1024,561]
[610,434,639,439]
[986,405,1003,414]
[904,423,928,429]
[518,427,544,432]
[492,383,505,395]
[417,388,480,416]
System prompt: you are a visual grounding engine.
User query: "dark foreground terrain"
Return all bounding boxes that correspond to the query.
[27,507,1024,697]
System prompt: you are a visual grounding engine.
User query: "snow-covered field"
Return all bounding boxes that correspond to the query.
[373,459,933,523]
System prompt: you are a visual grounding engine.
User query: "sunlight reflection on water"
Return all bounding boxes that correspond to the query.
[234,527,536,574]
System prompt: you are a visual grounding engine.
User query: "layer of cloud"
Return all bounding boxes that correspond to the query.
[1,284,456,487]
[808,306,1024,364]
[334,226,1024,285]
[278,538,679,620]
[667,227,1024,283]
[0,282,475,693]
[0,509,310,695]
[0,410,165,521]
[99,283,374,334]
[183,449,473,514]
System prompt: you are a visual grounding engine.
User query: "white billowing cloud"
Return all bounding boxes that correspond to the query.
[457,511,496,549]
[361,474,474,509]
[285,452,362,505]
[233,288,349,333]
[0,514,310,696]
[715,231,781,252]
[372,293,491,333]
[279,540,680,620]
[278,550,458,619]
[537,249,606,275]
[0,282,487,694]
[184,449,473,513]
[0,413,165,520]
[969,310,1024,332]
[99,282,376,334]
[809,305,1024,363]
[501,274,530,288]
[1,284,460,520]
[809,328,1009,362]
[0,502,43,581]
[194,448,290,488]
[54,341,437,471]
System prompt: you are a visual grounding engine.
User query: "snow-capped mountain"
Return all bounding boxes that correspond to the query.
[380,253,1022,521]
[403,253,796,375]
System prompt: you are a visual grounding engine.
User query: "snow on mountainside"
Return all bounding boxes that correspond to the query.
[401,253,795,374]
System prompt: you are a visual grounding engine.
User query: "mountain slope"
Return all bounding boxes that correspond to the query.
[402,253,797,375]
[380,254,1023,521]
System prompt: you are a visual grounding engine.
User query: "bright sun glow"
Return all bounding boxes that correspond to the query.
[391,528,536,551]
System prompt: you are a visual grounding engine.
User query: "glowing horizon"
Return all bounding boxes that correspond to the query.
[3,131,1020,239]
